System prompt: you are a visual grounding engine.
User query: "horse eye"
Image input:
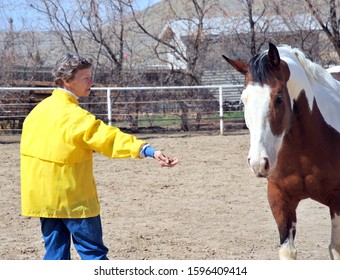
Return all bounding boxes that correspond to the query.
[274,95,283,106]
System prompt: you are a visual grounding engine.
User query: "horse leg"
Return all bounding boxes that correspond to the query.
[267,181,298,259]
[329,212,340,260]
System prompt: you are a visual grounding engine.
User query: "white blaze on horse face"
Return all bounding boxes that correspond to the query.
[242,83,284,177]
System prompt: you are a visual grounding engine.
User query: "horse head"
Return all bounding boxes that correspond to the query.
[223,43,292,177]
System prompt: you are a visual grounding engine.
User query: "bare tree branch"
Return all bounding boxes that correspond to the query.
[29,0,79,53]
[304,0,340,57]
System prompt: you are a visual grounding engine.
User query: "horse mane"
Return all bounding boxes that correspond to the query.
[277,45,340,133]
[277,44,338,92]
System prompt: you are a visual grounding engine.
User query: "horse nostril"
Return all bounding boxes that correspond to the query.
[248,156,270,177]
[263,157,270,171]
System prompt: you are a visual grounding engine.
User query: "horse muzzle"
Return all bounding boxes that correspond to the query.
[248,156,270,178]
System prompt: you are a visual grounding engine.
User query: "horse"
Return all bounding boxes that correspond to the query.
[327,65,340,81]
[222,43,340,260]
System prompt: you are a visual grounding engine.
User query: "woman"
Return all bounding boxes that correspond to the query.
[20,52,179,260]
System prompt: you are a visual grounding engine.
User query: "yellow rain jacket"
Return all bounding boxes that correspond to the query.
[20,88,146,218]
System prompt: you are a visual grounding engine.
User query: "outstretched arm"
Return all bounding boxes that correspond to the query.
[140,144,179,167]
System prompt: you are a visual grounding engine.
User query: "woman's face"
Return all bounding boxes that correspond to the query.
[62,68,94,97]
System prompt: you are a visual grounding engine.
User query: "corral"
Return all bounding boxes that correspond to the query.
[0,85,244,134]
[0,132,330,260]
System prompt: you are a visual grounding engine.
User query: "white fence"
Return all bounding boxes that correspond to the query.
[0,85,244,135]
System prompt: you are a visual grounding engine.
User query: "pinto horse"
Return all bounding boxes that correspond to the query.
[327,65,340,82]
[223,43,340,260]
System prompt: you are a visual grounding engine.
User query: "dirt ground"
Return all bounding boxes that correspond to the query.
[0,131,332,260]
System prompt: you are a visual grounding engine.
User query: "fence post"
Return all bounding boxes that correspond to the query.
[219,86,224,135]
[106,88,112,126]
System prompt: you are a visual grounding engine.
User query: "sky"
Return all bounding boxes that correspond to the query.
[0,0,162,31]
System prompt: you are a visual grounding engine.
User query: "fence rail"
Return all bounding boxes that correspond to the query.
[0,85,244,135]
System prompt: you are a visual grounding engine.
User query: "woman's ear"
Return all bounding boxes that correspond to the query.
[61,77,71,88]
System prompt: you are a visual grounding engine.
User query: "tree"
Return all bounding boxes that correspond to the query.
[128,0,221,130]
[128,0,218,85]
[244,0,268,56]
[29,0,82,53]
[304,0,340,60]
[78,0,130,80]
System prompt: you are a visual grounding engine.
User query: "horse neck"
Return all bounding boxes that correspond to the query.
[284,91,316,145]
[284,57,315,111]
[285,57,340,134]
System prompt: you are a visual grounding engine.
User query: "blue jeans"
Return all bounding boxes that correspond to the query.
[40,215,109,260]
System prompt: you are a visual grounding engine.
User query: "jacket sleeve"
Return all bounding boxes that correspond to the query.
[73,112,147,159]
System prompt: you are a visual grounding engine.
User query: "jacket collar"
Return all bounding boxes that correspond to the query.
[52,88,79,105]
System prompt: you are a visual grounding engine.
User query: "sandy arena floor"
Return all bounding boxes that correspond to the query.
[0,131,331,260]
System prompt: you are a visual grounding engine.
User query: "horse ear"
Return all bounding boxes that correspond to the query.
[268,43,281,68]
[222,55,248,75]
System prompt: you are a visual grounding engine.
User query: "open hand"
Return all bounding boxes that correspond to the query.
[154,150,179,167]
